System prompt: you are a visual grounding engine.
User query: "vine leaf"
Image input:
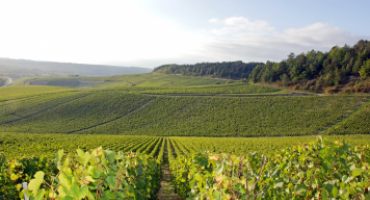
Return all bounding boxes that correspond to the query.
[28,171,45,196]
[352,168,363,177]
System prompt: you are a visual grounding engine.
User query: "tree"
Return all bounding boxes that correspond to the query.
[333,68,342,87]
[315,76,324,92]
[359,59,370,80]
[290,66,299,82]
[280,74,289,87]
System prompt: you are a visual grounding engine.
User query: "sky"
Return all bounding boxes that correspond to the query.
[0,0,369,69]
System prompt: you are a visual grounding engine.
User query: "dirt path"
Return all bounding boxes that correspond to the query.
[157,139,181,200]
[140,92,311,98]
[67,97,156,134]
[1,77,12,87]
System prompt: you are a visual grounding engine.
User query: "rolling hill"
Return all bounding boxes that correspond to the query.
[0,58,151,77]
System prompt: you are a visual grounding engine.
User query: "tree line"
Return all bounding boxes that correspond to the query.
[153,61,263,79]
[153,40,370,93]
[249,40,370,92]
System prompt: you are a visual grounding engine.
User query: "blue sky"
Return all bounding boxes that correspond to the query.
[142,0,370,35]
[0,0,369,68]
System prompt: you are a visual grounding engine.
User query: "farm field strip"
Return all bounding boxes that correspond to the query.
[67,97,157,134]
[138,92,301,98]
[168,135,370,156]
[0,133,162,159]
[325,98,370,134]
[0,90,82,104]
[314,96,370,134]
[77,95,367,137]
[0,93,154,133]
[103,82,284,95]
[0,86,78,102]
[0,92,88,125]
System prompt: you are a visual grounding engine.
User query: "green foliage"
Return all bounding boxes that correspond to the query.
[79,96,365,137]
[153,61,263,79]
[2,147,161,199]
[0,86,77,102]
[0,92,153,133]
[169,137,370,199]
[168,135,370,157]
[0,153,57,199]
[0,133,162,159]
[359,59,370,80]
[326,99,370,135]
[109,83,282,95]
[30,73,228,88]
[0,92,86,125]
[249,40,370,92]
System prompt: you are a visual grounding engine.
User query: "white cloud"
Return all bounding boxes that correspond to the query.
[281,23,357,47]
[209,18,219,23]
[209,17,274,35]
[202,21,366,63]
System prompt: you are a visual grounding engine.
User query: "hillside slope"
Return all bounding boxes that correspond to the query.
[0,58,151,77]
[0,90,367,136]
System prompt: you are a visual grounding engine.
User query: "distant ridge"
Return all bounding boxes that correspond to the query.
[0,58,151,76]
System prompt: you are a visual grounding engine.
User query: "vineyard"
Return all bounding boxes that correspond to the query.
[109,83,284,95]
[1,73,370,199]
[0,86,77,102]
[28,73,228,87]
[77,95,368,136]
[1,135,370,199]
[0,88,369,136]
[0,92,154,133]
[168,137,370,199]
[325,100,370,135]
[27,74,285,95]
[0,92,87,125]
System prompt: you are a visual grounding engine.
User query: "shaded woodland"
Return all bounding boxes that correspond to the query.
[154,61,263,79]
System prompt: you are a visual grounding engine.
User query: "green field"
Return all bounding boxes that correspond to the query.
[167,135,370,156]
[1,73,370,199]
[1,92,367,136]
[1,73,369,145]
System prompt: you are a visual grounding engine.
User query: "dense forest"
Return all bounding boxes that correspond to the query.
[153,61,263,79]
[249,40,370,93]
[153,40,370,93]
